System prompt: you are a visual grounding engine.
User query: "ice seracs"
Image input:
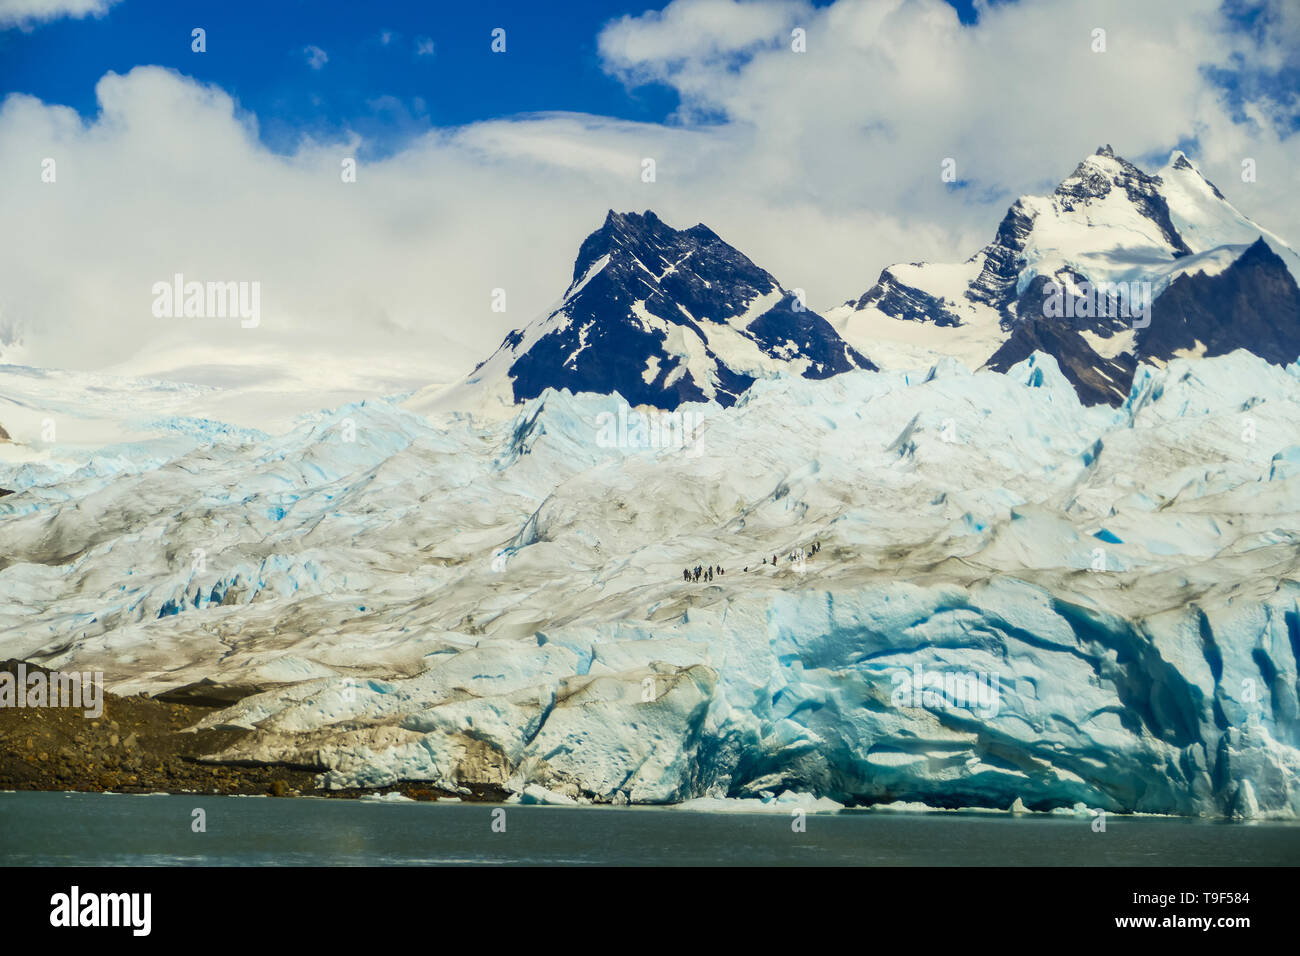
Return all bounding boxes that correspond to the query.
[3,347,1299,817]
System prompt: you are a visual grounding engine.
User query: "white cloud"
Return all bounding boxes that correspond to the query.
[0,0,121,28]
[0,0,1296,390]
[415,36,435,57]
[595,0,1300,279]
[303,45,328,70]
[600,0,804,88]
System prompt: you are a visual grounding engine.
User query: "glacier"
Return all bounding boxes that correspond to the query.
[1,349,1298,818]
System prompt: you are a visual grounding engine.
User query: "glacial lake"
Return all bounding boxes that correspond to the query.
[2,791,1298,866]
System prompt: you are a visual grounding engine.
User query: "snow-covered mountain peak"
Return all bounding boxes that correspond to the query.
[830,145,1300,404]
[1056,144,1146,197]
[1156,151,1300,282]
[570,210,723,287]
[1042,144,1192,258]
[1163,149,1228,200]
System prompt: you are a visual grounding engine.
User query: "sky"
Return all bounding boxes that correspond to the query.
[0,0,1297,390]
[0,0,693,152]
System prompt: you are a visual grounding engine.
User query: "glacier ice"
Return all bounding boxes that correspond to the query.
[1,350,1299,817]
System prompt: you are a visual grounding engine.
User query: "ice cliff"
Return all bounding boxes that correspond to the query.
[1,351,1298,817]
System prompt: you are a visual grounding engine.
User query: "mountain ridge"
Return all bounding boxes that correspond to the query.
[421,209,874,416]
[418,145,1300,416]
[827,146,1300,405]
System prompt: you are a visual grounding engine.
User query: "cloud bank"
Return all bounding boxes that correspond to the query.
[0,0,121,29]
[0,0,1297,389]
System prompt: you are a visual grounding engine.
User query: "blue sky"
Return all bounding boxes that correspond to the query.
[0,0,1000,155]
[0,0,717,152]
[2,0,1295,157]
[2,0,1293,156]
[3,0,1293,163]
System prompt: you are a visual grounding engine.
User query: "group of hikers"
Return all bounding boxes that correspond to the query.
[682,541,822,583]
[684,564,724,582]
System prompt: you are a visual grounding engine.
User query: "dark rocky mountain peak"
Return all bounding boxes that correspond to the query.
[473,210,875,410]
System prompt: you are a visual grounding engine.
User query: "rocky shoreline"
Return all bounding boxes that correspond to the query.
[0,661,504,802]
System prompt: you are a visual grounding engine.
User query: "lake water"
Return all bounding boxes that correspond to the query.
[2,791,1298,866]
